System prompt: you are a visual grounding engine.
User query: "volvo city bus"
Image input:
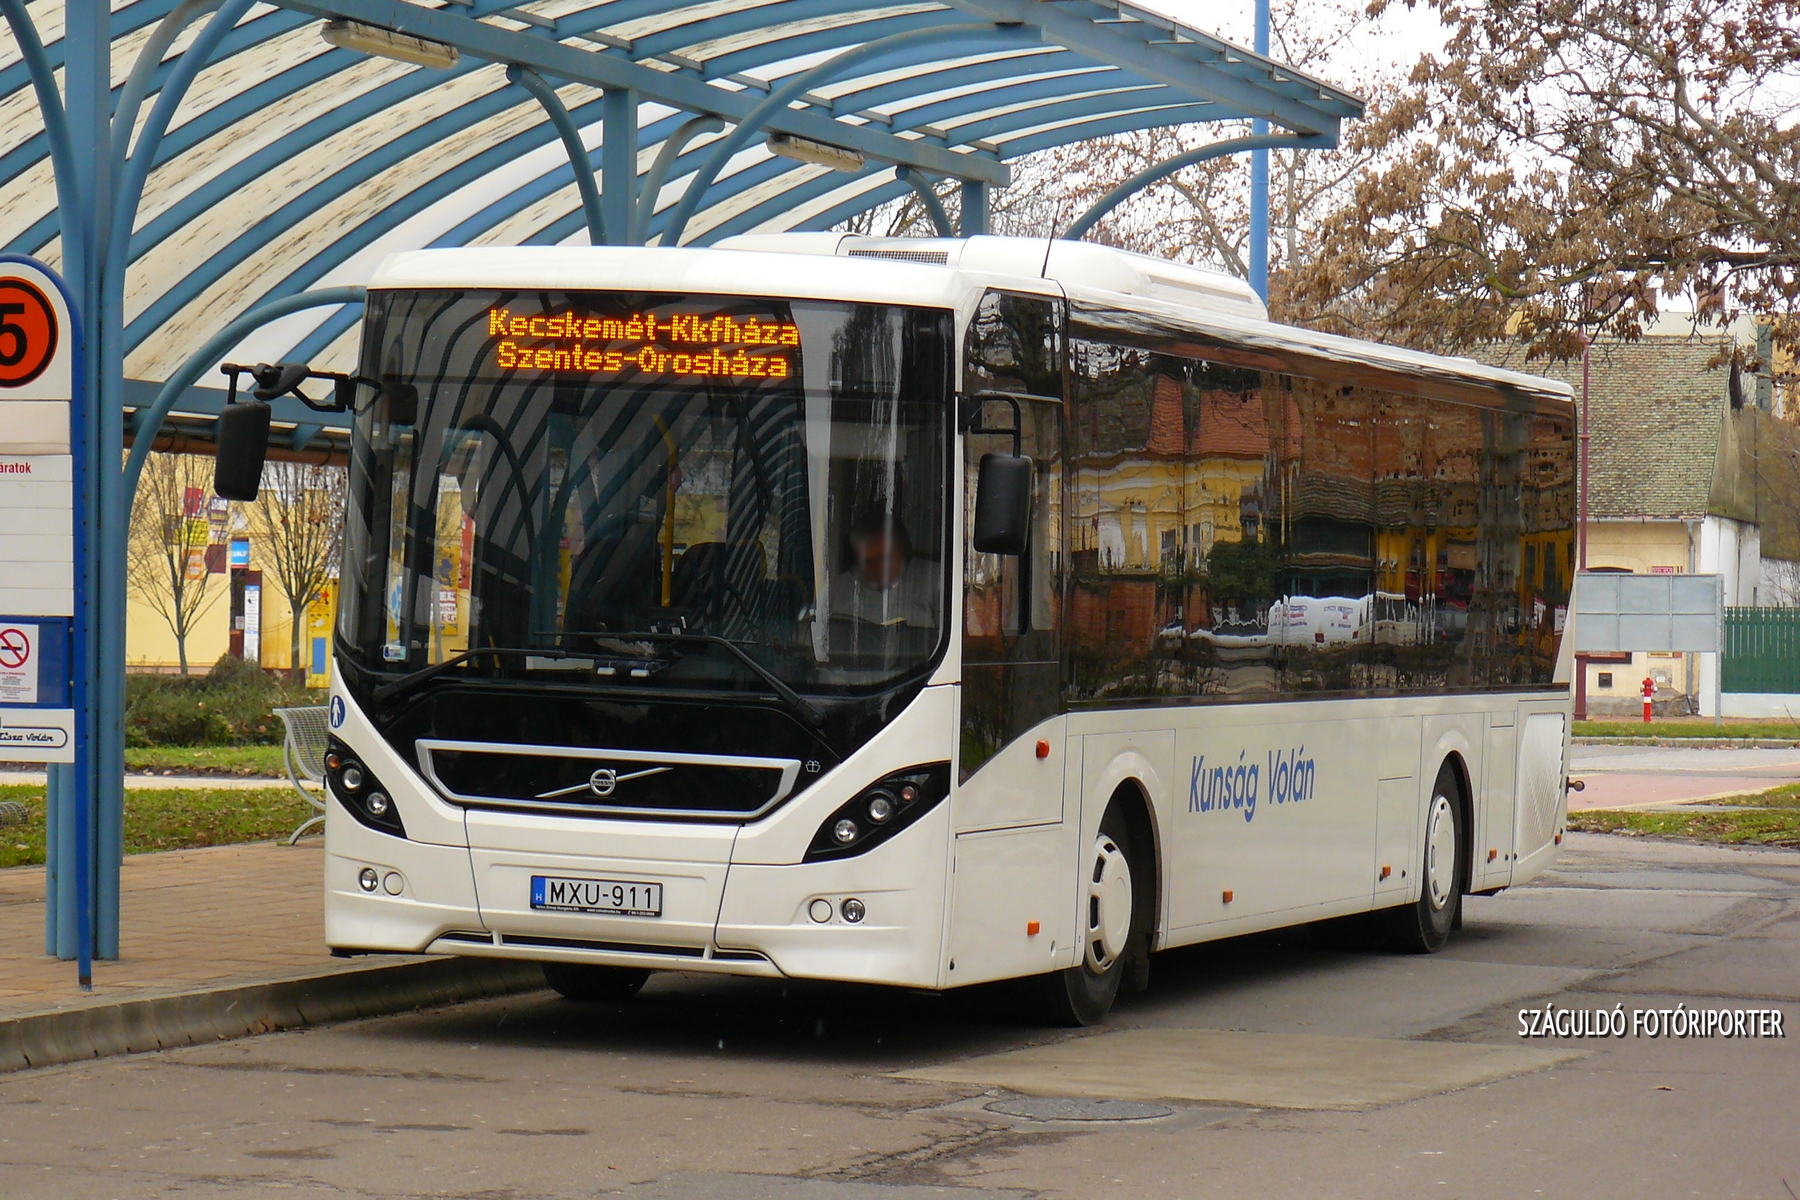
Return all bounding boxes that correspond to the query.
[230,235,1575,1024]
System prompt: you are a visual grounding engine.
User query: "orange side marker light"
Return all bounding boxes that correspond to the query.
[1222,890,1233,904]
[1026,921,1040,937]
[1035,740,1050,759]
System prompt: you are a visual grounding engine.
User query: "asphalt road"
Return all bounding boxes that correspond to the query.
[1,833,1796,1200]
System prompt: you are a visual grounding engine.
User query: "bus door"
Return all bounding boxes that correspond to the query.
[947,291,1071,986]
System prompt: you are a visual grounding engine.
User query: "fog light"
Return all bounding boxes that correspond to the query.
[840,897,865,923]
[866,793,894,824]
[808,898,832,923]
[365,792,390,817]
[358,867,379,892]
[382,871,403,895]
[833,818,858,844]
[341,764,363,791]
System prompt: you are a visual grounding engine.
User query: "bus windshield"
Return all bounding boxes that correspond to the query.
[337,288,954,697]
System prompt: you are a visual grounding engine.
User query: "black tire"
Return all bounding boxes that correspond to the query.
[541,962,651,1002]
[1037,800,1138,1026]
[1384,762,1466,954]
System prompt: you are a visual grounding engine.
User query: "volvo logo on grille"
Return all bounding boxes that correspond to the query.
[534,763,673,801]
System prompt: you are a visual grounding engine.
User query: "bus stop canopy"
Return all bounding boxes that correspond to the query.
[2,0,1361,421]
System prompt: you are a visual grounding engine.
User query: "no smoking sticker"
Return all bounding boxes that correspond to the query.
[0,623,38,704]
[0,277,58,388]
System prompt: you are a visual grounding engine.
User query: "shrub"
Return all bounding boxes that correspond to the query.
[125,655,320,747]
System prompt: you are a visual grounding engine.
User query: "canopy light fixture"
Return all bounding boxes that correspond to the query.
[322,19,460,69]
[766,133,865,173]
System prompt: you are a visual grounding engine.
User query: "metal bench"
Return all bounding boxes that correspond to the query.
[273,705,329,845]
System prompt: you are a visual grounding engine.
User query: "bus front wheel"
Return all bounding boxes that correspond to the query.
[1040,803,1137,1025]
[542,962,651,1002]
[1386,763,1466,953]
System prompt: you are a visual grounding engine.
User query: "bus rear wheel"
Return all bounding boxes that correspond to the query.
[1039,803,1137,1026]
[542,962,651,1002]
[1385,763,1465,953]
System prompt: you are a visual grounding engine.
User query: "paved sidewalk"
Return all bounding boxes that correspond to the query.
[1566,743,1800,812]
[1,841,349,1018]
[0,841,542,1071]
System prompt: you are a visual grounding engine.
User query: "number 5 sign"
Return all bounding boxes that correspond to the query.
[0,255,79,763]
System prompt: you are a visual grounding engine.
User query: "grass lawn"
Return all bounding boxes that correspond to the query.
[1573,720,1800,741]
[0,783,316,870]
[1569,781,1800,849]
[1568,809,1800,848]
[124,745,288,777]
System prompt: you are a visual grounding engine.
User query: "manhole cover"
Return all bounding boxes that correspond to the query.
[983,1097,1173,1122]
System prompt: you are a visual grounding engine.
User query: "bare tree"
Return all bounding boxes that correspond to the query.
[244,460,347,682]
[127,452,227,675]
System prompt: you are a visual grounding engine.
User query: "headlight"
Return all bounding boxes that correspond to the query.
[804,764,949,862]
[326,736,408,839]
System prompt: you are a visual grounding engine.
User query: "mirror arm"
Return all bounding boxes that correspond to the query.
[958,389,1028,457]
[220,361,364,414]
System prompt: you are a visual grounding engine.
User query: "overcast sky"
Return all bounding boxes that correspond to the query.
[1145,0,1449,94]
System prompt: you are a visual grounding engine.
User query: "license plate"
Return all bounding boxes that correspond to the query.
[530,875,663,917]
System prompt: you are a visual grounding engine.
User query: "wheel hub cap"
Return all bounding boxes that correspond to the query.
[1426,794,1456,911]
[1086,834,1132,972]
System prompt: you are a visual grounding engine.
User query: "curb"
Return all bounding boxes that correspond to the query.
[0,957,545,1075]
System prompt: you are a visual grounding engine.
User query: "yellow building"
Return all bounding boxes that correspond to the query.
[126,534,337,688]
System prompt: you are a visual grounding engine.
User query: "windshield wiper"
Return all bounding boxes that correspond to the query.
[609,631,826,727]
[371,646,583,705]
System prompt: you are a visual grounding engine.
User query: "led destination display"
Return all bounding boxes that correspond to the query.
[488,306,799,379]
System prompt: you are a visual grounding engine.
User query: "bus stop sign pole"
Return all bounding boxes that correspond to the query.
[0,254,91,987]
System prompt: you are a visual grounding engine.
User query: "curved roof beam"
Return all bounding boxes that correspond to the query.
[660,21,1026,244]
[279,0,1011,183]
[991,102,1241,159]
[1061,130,1332,240]
[506,65,606,245]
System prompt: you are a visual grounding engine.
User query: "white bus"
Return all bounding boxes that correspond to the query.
[267,236,1575,1024]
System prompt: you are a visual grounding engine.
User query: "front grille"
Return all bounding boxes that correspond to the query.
[416,739,801,819]
[499,933,705,958]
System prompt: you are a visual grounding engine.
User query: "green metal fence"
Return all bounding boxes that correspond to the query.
[1724,607,1800,693]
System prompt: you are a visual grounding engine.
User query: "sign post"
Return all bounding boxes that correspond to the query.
[0,255,90,985]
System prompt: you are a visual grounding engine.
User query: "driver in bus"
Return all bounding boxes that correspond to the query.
[831,511,939,628]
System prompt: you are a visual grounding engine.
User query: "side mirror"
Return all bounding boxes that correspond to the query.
[214,399,271,501]
[972,452,1034,555]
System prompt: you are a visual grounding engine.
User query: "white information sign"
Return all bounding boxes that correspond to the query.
[0,621,38,703]
[243,583,261,662]
[0,258,75,762]
[1572,572,1723,654]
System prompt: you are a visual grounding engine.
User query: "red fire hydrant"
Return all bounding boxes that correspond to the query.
[1642,676,1655,723]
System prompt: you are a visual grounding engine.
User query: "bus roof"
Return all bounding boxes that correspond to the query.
[371,238,1574,414]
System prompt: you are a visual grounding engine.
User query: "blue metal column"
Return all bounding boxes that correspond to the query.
[64,0,114,962]
[1248,0,1271,302]
[960,180,988,235]
[602,89,637,245]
